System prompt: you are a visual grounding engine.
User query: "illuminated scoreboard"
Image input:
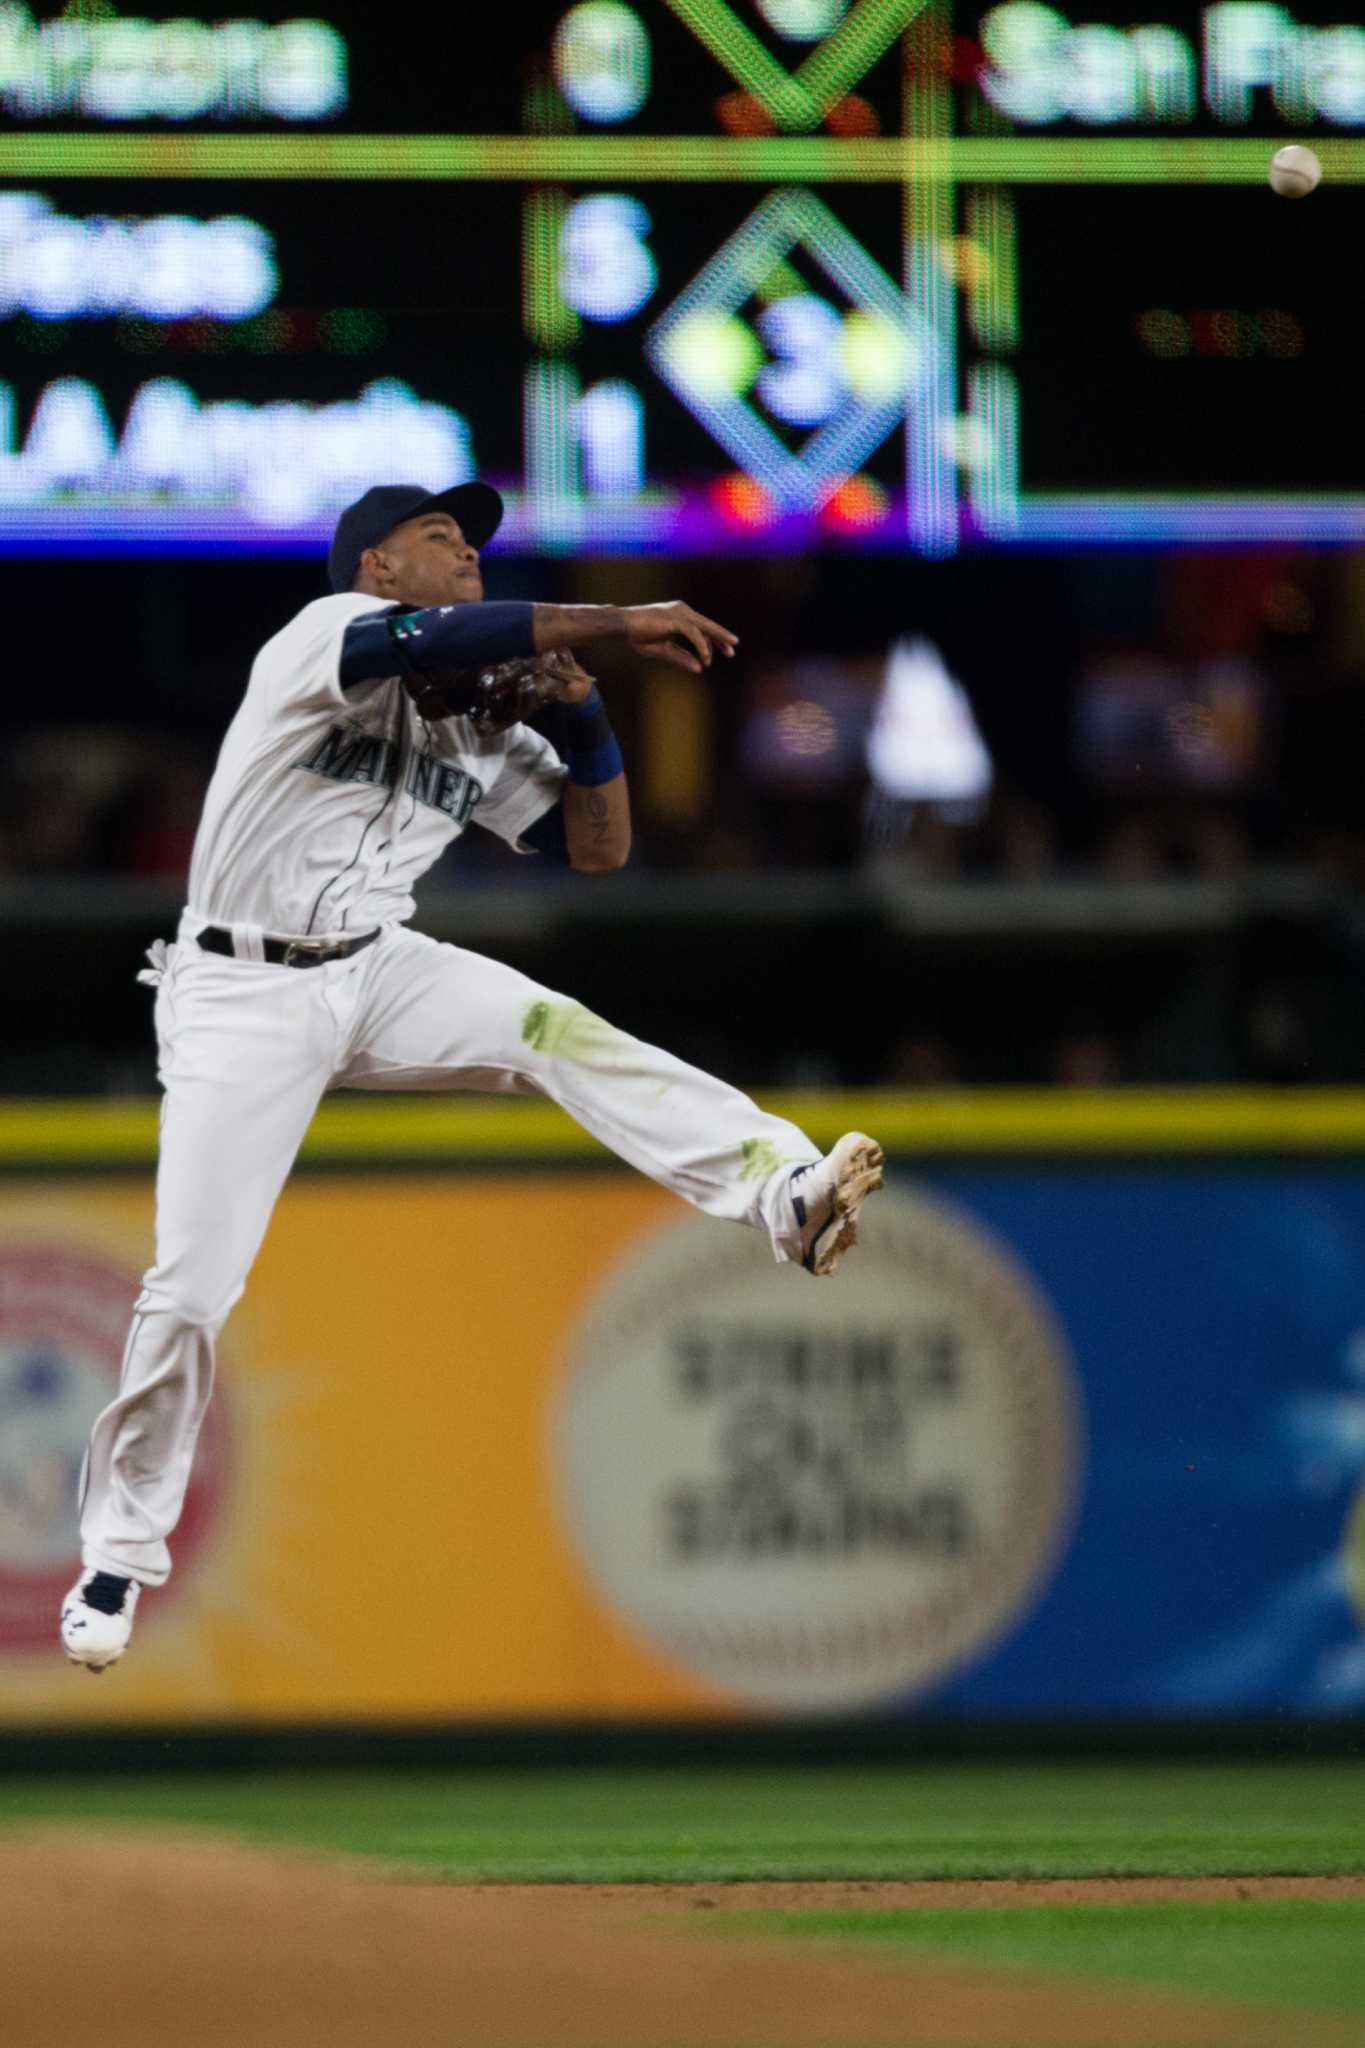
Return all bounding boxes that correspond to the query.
[3,1,1365,557]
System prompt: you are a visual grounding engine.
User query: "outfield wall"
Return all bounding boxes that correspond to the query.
[2,1091,1363,1730]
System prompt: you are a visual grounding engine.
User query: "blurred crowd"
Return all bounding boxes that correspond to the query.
[0,730,203,882]
[6,544,1365,1091]
[7,547,1364,890]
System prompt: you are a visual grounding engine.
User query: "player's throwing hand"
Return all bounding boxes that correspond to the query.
[622,601,738,673]
[530,597,738,674]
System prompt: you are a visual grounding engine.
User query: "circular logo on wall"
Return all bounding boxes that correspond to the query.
[553,1183,1083,1713]
[0,1241,228,1653]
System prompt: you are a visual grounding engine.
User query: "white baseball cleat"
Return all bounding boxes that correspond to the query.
[787,1131,885,1276]
[61,1570,139,1673]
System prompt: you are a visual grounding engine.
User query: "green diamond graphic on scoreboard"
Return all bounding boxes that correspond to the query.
[662,0,930,131]
[646,187,935,511]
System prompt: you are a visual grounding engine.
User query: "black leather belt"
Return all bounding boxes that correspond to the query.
[196,925,381,970]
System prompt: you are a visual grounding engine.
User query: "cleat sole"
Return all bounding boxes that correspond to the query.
[812,1136,885,1276]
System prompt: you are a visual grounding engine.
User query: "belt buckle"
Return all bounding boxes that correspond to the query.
[283,938,339,969]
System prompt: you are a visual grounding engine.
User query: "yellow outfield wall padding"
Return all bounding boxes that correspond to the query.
[0,1175,724,1723]
[5,1090,1365,1166]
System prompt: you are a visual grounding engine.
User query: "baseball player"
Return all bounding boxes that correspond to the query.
[60,480,884,1673]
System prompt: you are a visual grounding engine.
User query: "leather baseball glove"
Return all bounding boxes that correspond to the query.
[404,650,590,735]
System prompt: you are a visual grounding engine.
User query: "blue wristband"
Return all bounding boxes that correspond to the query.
[558,687,624,787]
[567,736,624,787]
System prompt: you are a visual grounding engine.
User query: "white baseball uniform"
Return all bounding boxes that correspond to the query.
[77,592,821,1586]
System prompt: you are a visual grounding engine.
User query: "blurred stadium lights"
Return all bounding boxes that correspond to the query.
[754,0,853,39]
[553,2,651,124]
[865,637,993,807]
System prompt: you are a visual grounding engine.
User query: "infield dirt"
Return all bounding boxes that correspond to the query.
[4,1833,1360,2048]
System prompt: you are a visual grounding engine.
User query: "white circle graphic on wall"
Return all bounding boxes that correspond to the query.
[552,1182,1083,1714]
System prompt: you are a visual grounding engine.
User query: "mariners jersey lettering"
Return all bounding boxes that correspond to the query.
[186,593,566,937]
[298,725,484,827]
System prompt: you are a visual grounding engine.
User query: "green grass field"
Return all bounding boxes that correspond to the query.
[748,1899,1365,2021]
[5,1762,1365,2022]
[3,1763,1363,1881]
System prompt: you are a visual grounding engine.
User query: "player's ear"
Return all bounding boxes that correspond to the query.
[356,546,389,594]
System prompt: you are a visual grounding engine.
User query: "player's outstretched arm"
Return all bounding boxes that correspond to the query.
[340,601,537,687]
[531,602,738,674]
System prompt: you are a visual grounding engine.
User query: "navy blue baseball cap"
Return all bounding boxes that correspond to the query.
[328,481,504,593]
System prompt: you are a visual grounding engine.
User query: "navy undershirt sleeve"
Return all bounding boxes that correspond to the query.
[339,601,536,689]
[520,801,570,864]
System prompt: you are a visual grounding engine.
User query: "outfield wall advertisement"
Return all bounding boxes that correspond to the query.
[1,1124,1363,1724]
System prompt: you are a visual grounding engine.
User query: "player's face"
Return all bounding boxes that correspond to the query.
[379,512,484,606]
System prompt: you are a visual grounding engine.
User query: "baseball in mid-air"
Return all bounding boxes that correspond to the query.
[1269,145,1322,197]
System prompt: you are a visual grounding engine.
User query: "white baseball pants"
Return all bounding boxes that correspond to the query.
[78,924,820,1585]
